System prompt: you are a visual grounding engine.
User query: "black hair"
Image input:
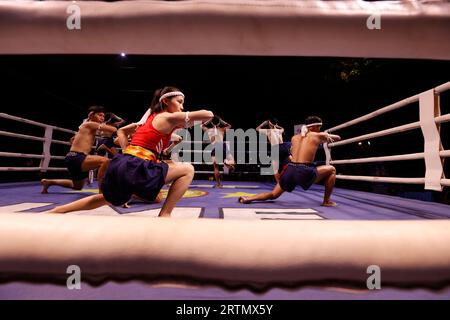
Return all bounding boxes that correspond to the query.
[305,115,322,126]
[149,86,182,114]
[88,105,105,114]
[270,117,279,125]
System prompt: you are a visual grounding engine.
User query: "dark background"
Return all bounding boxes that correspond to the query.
[1,55,449,203]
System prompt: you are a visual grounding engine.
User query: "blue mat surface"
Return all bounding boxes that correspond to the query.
[1,180,449,220]
[1,180,450,299]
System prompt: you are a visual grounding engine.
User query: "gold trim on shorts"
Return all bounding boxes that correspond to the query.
[124,145,159,162]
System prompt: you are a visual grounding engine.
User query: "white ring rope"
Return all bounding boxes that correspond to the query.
[0,113,76,172]
[329,121,421,148]
[1,82,449,183]
[0,113,76,135]
[435,81,450,93]
[324,81,450,191]
[326,94,421,134]
[335,175,425,184]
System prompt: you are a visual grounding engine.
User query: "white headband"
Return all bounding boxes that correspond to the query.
[159,91,185,102]
[305,122,322,128]
[301,122,323,137]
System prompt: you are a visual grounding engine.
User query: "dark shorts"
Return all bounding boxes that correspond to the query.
[279,162,318,192]
[273,142,292,174]
[97,136,116,149]
[101,154,169,206]
[64,151,88,182]
[96,136,117,156]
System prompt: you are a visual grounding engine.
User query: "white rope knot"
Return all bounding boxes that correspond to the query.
[301,125,309,137]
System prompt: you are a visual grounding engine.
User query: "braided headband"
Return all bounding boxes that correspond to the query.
[159,91,185,102]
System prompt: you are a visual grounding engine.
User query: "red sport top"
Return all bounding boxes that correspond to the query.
[131,112,174,154]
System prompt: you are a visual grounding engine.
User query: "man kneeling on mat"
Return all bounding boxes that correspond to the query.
[41,106,117,193]
[239,116,341,207]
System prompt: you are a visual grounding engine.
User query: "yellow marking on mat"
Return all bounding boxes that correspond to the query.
[72,189,207,198]
[71,189,99,194]
[159,189,208,199]
[221,192,256,198]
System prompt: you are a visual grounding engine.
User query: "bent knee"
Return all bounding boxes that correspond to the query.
[182,163,195,176]
[322,165,335,175]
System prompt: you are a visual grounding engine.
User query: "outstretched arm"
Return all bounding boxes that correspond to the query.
[84,121,117,135]
[318,132,341,143]
[167,110,214,128]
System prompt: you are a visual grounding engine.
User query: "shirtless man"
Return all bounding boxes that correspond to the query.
[239,116,341,206]
[202,115,235,188]
[256,118,289,183]
[41,106,117,193]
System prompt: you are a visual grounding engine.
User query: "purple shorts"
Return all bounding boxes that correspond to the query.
[279,162,318,192]
[64,151,88,182]
[101,154,169,206]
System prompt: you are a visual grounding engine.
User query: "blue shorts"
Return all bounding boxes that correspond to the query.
[96,136,117,157]
[101,154,169,206]
[273,142,291,174]
[97,136,116,149]
[279,162,318,192]
[64,151,88,182]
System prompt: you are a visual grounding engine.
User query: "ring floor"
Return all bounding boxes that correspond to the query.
[0,180,449,299]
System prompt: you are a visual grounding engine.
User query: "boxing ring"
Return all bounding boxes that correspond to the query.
[325,81,450,190]
[1,0,450,299]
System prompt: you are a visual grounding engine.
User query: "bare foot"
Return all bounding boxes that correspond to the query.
[322,201,337,207]
[122,202,131,208]
[238,197,251,204]
[40,179,50,194]
[158,212,171,217]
